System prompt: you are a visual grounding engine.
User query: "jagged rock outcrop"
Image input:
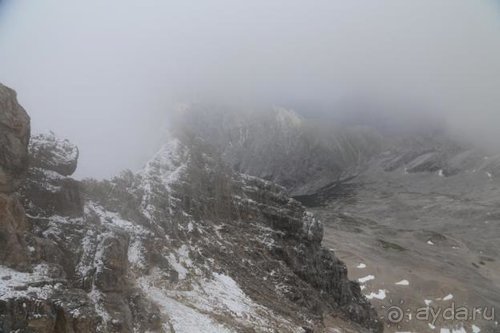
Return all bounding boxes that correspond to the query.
[78,136,381,332]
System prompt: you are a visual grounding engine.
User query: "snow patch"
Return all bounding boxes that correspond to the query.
[0,264,57,300]
[395,279,410,286]
[138,269,303,333]
[75,229,97,277]
[141,280,233,333]
[166,245,193,280]
[139,138,189,219]
[365,289,387,300]
[358,275,375,283]
[128,239,147,269]
[89,287,111,325]
[87,202,151,235]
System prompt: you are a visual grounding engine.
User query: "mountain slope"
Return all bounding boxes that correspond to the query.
[171,105,500,332]
[0,84,381,333]
[172,106,383,196]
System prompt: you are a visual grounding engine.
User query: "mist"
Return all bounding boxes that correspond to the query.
[1,0,499,179]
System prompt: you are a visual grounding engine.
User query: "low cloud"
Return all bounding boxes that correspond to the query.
[1,0,499,178]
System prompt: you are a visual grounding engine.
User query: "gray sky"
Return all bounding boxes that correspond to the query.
[1,0,500,178]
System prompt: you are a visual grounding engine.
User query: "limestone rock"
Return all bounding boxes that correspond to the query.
[29,132,79,177]
[20,167,83,217]
[20,133,83,217]
[0,84,31,271]
[0,83,30,193]
[0,193,30,270]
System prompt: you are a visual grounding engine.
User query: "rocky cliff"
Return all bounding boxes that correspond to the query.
[0,84,30,193]
[0,85,381,332]
[0,83,31,272]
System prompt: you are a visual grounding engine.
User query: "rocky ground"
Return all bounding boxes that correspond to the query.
[310,150,500,333]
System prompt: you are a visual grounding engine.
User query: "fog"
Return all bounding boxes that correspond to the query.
[1,0,499,179]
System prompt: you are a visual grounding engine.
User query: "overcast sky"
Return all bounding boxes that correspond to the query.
[1,0,499,178]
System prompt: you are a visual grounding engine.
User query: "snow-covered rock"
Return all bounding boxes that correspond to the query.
[20,133,83,217]
[29,132,79,176]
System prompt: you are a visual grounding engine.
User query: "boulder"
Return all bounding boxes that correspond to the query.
[29,132,79,176]
[20,132,83,217]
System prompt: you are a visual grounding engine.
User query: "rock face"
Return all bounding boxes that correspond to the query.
[0,83,30,193]
[0,193,30,270]
[0,84,31,271]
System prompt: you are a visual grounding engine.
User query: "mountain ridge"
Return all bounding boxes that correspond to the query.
[0,84,382,333]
